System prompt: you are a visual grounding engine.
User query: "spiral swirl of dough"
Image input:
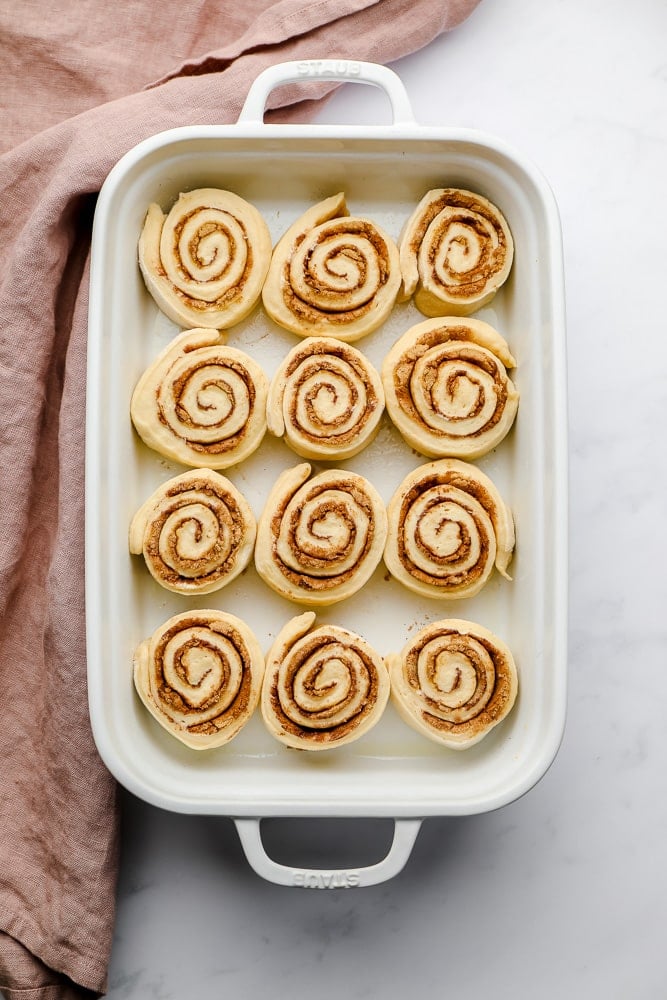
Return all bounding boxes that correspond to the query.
[399,188,514,317]
[382,317,519,460]
[384,459,515,600]
[255,463,388,605]
[388,618,518,749]
[130,328,268,469]
[138,188,272,329]
[129,469,256,595]
[267,337,384,460]
[262,193,401,342]
[133,610,264,749]
[261,613,390,750]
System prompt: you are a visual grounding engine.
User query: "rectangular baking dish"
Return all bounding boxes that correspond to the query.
[86,60,567,887]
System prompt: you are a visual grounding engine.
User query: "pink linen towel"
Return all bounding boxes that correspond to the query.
[0,1,480,996]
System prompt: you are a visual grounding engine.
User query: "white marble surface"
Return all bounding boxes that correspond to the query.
[106,1,667,996]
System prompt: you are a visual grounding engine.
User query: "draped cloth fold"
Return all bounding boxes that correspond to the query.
[0,0,480,996]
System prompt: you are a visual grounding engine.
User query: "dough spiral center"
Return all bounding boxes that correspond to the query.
[280,641,371,729]
[426,209,498,295]
[167,208,248,302]
[160,626,244,721]
[290,224,383,312]
[403,484,495,585]
[416,634,495,723]
[160,352,254,445]
[157,502,233,578]
[277,487,368,579]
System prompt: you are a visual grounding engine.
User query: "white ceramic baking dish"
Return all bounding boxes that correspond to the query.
[86,60,567,888]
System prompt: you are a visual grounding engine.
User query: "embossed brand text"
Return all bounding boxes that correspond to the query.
[297,61,361,78]
[292,870,361,889]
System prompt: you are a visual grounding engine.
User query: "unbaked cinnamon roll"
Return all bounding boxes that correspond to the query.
[267,337,384,460]
[262,193,401,342]
[388,618,518,749]
[399,188,514,316]
[384,459,514,600]
[130,328,268,469]
[255,463,387,605]
[133,610,264,749]
[138,188,272,329]
[382,317,519,460]
[129,469,256,595]
[261,612,390,750]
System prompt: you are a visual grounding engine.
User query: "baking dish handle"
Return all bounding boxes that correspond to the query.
[238,59,416,127]
[234,817,423,888]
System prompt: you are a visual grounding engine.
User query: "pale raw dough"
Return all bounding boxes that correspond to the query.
[133,609,264,750]
[384,458,515,600]
[129,468,256,595]
[130,327,268,469]
[262,193,401,342]
[267,336,385,460]
[387,618,518,749]
[399,188,514,317]
[138,188,272,329]
[382,316,519,460]
[261,612,390,750]
[255,463,388,606]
